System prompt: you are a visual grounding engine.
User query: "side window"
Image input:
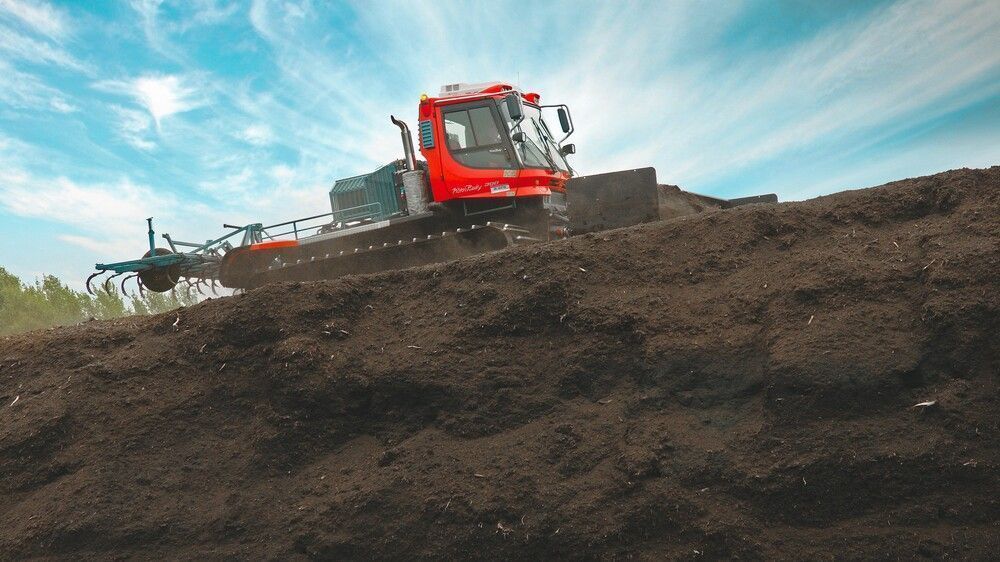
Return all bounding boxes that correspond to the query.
[442,105,512,169]
[444,110,472,149]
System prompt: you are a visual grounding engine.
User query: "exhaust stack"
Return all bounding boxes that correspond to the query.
[390,115,429,214]
[390,115,417,172]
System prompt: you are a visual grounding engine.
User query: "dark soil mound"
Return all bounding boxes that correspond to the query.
[1,168,998,560]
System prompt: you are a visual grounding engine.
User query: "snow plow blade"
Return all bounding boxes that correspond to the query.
[567,168,661,234]
[567,167,777,234]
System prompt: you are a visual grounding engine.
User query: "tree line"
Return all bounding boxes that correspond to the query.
[0,267,197,336]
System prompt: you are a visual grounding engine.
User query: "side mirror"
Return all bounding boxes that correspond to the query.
[511,131,527,143]
[557,108,571,133]
[505,95,523,121]
[560,143,576,155]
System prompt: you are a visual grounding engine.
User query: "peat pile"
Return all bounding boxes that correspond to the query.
[1,168,998,560]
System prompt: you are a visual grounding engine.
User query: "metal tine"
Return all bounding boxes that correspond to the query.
[182,278,199,300]
[136,277,146,298]
[85,271,103,295]
[209,279,219,296]
[103,272,124,294]
[121,274,138,297]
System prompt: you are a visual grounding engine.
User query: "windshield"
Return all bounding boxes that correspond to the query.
[499,102,570,173]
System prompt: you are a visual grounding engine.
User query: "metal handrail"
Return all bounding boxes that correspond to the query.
[261,212,335,241]
[332,201,383,223]
[263,211,334,231]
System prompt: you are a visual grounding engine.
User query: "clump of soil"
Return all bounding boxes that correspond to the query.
[1,167,998,560]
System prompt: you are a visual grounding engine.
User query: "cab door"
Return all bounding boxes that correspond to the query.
[432,100,518,202]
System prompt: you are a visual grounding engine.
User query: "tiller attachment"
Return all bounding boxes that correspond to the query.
[87,218,264,295]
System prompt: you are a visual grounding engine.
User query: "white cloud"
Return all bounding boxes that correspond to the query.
[237,123,274,146]
[128,0,169,55]
[0,169,173,237]
[0,147,211,266]
[185,0,238,28]
[0,59,77,113]
[246,0,402,166]
[0,134,168,239]
[110,106,157,150]
[49,98,76,113]
[686,0,1000,179]
[128,0,239,59]
[0,132,31,157]
[269,163,295,185]
[95,74,206,130]
[197,167,255,196]
[535,0,1000,192]
[193,160,327,218]
[57,234,135,257]
[0,0,70,40]
[132,75,203,129]
[0,134,231,283]
[135,0,239,30]
[0,21,87,71]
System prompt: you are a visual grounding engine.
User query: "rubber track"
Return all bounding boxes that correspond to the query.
[250,222,540,286]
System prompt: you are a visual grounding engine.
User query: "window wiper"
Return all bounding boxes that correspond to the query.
[525,120,559,173]
[540,128,569,173]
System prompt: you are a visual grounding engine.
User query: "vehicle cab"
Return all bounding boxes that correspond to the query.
[416,82,576,210]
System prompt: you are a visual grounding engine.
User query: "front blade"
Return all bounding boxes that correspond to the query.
[566,167,660,235]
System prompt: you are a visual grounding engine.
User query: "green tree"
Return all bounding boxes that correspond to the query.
[0,267,198,336]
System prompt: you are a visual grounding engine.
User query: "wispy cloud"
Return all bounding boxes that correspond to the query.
[183,0,239,29]
[0,137,221,264]
[132,75,204,129]
[196,167,255,197]
[0,0,70,40]
[0,174,186,267]
[128,0,240,56]
[670,0,1000,187]
[110,105,157,150]
[237,124,273,146]
[246,0,405,164]
[0,21,88,71]
[56,234,135,258]
[0,0,87,76]
[533,0,1000,193]
[0,168,173,238]
[95,74,206,130]
[0,59,77,113]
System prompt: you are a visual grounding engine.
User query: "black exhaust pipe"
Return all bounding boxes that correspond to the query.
[390,115,417,172]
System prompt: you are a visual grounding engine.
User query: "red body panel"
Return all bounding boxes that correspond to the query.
[417,83,569,205]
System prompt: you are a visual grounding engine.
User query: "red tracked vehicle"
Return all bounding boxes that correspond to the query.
[89,82,776,295]
[417,82,572,214]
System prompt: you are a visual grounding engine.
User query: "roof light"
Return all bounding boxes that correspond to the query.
[437,81,522,97]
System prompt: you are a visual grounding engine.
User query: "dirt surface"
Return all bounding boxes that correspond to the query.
[657,184,719,220]
[1,168,998,560]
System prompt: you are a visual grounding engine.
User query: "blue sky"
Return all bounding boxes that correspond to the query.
[0,0,998,286]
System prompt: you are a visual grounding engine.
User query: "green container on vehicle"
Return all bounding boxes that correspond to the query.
[329,161,405,222]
